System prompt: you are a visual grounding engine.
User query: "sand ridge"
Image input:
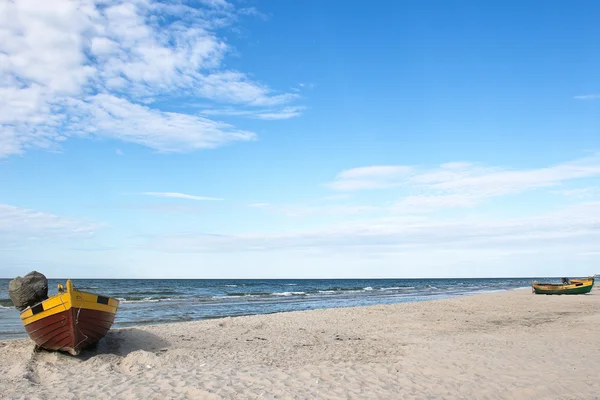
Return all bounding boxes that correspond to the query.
[1,287,599,399]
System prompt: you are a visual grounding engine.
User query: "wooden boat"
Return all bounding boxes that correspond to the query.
[532,277,595,295]
[19,280,119,355]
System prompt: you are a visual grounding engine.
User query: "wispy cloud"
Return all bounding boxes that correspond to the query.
[73,94,255,152]
[243,156,600,220]
[553,187,600,199]
[247,199,379,217]
[141,192,223,201]
[248,203,271,208]
[115,148,124,156]
[0,0,301,158]
[141,202,600,254]
[200,106,306,120]
[323,194,351,201]
[0,204,101,241]
[329,166,413,190]
[237,6,269,21]
[251,107,306,120]
[138,204,206,214]
[276,205,379,217]
[291,83,315,92]
[392,194,479,213]
[573,94,600,100]
[328,155,600,213]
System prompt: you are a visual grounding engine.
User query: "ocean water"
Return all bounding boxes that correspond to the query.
[0,278,544,339]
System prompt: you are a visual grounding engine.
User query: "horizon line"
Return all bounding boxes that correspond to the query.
[2,276,595,280]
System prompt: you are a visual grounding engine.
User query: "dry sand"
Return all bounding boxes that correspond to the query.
[1,287,599,400]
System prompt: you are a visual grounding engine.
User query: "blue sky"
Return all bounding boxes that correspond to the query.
[1,0,599,278]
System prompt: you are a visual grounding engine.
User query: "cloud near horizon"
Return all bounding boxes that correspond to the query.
[3,155,600,276]
[0,204,101,248]
[141,192,223,201]
[127,156,600,258]
[326,155,600,213]
[0,0,301,158]
[235,155,600,219]
[141,201,600,256]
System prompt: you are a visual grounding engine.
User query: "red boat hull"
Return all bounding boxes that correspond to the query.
[24,308,116,355]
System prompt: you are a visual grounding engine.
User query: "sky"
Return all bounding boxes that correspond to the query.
[1,0,599,279]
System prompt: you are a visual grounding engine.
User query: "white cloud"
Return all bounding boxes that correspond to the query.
[337,166,413,180]
[115,148,124,156]
[237,6,269,21]
[243,156,600,222]
[329,166,413,190]
[0,0,301,158]
[331,157,600,193]
[323,194,351,201]
[200,106,306,120]
[439,162,472,169]
[74,94,256,152]
[254,107,306,120]
[141,192,223,201]
[141,201,600,254]
[196,72,298,106]
[248,203,270,208]
[574,94,600,100]
[393,194,479,213]
[138,203,206,214]
[421,158,600,195]
[277,205,380,217]
[247,199,380,217]
[0,204,101,243]
[553,187,600,199]
[328,155,600,212]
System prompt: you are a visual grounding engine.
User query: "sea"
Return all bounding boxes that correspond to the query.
[0,278,545,340]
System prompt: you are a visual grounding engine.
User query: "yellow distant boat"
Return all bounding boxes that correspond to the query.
[532,277,595,295]
[19,280,119,355]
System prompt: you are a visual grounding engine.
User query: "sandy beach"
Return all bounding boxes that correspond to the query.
[1,287,599,400]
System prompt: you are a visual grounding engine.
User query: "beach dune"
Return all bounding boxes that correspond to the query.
[1,287,599,399]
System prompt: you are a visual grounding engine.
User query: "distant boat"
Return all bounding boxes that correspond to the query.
[18,280,119,355]
[532,277,595,295]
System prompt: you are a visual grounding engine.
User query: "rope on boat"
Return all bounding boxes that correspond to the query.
[72,282,90,350]
[73,307,90,350]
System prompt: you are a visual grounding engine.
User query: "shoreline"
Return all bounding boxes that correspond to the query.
[0,286,532,342]
[1,287,599,399]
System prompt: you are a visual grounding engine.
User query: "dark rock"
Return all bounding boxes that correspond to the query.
[8,271,49,311]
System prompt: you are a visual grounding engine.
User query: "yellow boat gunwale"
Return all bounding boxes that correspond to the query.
[19,280,119,327]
